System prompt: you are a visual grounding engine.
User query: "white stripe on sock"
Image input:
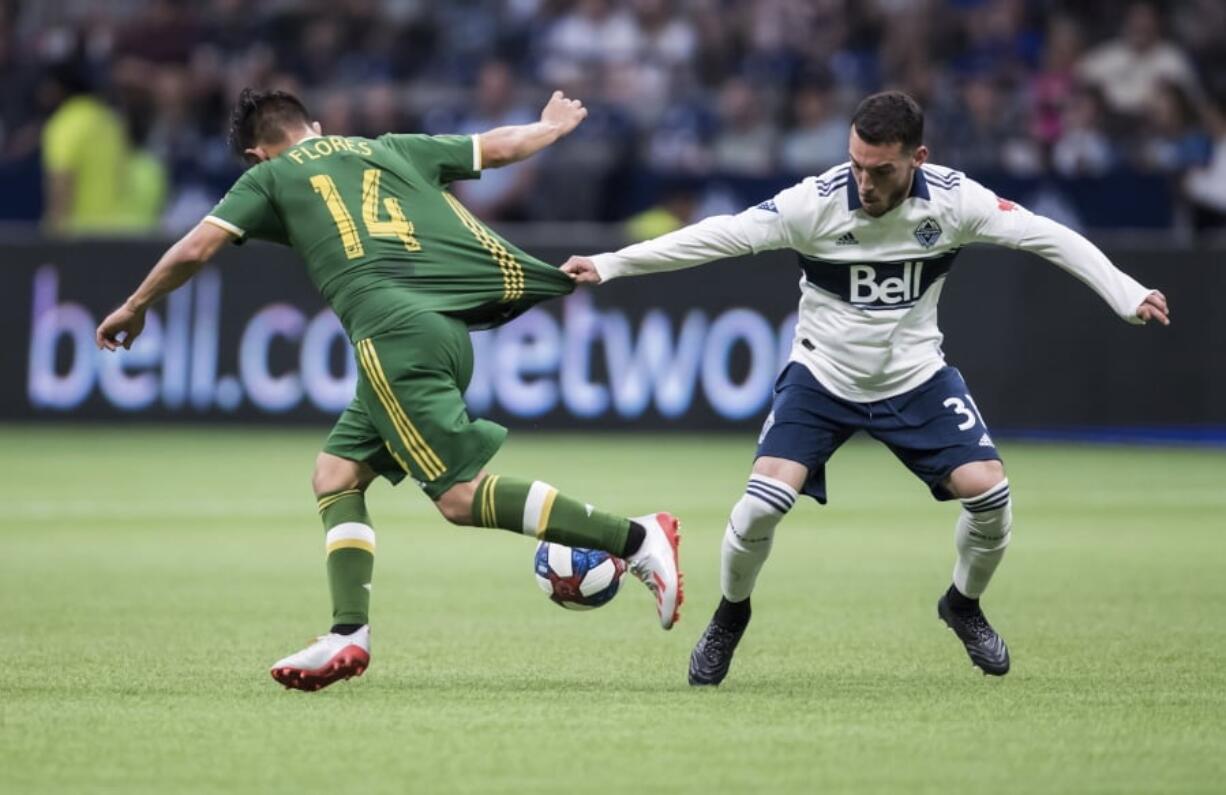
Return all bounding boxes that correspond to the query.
[522,481,556,536]
[325,522,376,549]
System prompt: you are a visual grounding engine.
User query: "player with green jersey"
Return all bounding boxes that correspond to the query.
[206,127,574,340]
[96,88,683,692]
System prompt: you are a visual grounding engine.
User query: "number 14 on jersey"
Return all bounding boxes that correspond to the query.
[310,168,421,259]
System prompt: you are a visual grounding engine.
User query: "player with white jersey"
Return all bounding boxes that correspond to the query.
[561,91,1170,683]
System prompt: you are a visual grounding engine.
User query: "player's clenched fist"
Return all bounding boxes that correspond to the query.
[96,302,146,351]
[540,90,587,137]
[561,256,602,284]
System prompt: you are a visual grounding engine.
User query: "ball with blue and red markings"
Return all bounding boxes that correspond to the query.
[534,542,627,610]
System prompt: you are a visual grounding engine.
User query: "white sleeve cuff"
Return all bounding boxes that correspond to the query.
[1121,284,1155,325]
[203,215,244,238]
[591,253,622,282]
[472,134,483,172]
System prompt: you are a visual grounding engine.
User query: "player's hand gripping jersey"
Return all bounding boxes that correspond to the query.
[205,133,573,339]
[592,163,1153,402]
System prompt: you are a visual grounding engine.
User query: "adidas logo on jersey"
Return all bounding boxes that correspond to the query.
[978,432,995,448]
[835,232,859,246]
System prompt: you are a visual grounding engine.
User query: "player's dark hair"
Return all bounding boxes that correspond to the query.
[228,88,312,162]
[852,91,924,151]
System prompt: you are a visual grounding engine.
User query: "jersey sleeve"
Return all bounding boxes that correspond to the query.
[380,133,481,185]
[590,180,812,282]
[591,214,756,281]
[958,175,1151,322]
[204,168,288,244]
[956,176,1035,247]
[737,179,818,253]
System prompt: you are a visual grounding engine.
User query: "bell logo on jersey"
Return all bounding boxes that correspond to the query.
[798,250,960,309]
[849,262,925,306]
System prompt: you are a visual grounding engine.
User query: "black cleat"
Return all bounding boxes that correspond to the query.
[688,617,749,686]
[938,593,1010,676]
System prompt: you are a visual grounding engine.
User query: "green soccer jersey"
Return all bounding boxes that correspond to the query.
[205,133,573,339]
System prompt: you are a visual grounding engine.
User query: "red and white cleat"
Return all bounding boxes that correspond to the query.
[627,513,684,630]
[269,625,371,691]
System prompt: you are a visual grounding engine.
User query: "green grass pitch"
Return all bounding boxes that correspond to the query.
[2,425,1224,794]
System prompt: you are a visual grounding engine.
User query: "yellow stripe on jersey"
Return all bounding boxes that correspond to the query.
[442,192,519,299]
[441,192,524,301]
[443,192,511,294]
[317,489,363,513]
[356,339,446,480]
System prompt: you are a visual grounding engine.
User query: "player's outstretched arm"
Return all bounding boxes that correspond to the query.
[563,180,808,285]
[96,221,234,351]
[1016,215,1170,327]
[561,213,768,285]
[478,90,587,169]
[961,180,1169,326]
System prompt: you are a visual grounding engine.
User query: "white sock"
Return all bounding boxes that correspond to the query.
[953,479,1012,598]
[721,475,797,602]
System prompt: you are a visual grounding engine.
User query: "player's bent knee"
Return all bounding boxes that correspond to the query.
[435,481,477,526]
[750,456,809,494]
[312,452,372,498]
[946,459,1006,500]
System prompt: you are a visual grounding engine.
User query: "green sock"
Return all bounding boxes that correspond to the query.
[471,475,631,554]
[318,489,374,626]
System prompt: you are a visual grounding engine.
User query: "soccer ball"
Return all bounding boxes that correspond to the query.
[534,542,627,610]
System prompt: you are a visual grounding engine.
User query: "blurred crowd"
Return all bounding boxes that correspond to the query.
[2,0,1225,235]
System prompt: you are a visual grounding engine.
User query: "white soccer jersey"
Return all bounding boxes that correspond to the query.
[591,163,1153,403]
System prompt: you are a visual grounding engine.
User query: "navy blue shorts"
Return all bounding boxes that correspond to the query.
[756,364,1002,504]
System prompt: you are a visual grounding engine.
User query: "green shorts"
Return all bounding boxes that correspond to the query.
[323,312,507,500]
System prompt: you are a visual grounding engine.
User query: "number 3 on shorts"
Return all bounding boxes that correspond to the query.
[943,394,984,431]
